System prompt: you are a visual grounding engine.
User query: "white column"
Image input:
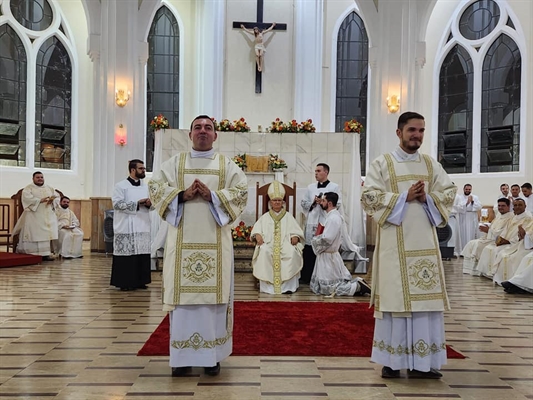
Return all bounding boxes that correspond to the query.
[367,0,425,163]
[293,0,324,129]
[193,0,225,118]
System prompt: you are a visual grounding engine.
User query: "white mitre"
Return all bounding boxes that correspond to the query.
[267,180,285,200]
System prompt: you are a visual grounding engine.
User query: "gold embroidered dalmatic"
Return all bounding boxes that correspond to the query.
[361,153,456,314]
[149,153,247,308]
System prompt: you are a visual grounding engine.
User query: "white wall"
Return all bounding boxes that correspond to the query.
[223,0,294,131]
[0,0,93,199]
[422,0,533,205]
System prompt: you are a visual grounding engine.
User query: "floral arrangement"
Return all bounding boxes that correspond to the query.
[300,119,316,132]
[269,154,287,170]
[232,153,247,170]
[232,221,253,241]
[268,118,316,133]
[344,118,364,133]
[150,114,170,131]
[213,117,250,132]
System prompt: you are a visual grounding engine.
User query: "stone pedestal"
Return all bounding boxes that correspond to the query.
[233,241,255,272]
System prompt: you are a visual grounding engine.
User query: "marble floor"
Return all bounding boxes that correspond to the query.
[0,249,532,400]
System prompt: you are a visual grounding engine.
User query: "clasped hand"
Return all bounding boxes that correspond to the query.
[138,198,152,207]
[41,195,56,205]
[183,179,212,202]
[518,224,526,240]
[406,180,427,203]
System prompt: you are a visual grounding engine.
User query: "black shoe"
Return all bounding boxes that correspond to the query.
[172,366,192,377]
[204,362,220,376]
[137,285,148,289]
[120,287,130,291]
[42,256,56,261]
[501,281,512,289]
[503,283,529,294]
[407,368,442,379]
[381,366,400,378]
[355,279,371,296]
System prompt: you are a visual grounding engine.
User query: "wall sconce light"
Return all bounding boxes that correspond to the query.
[387,95,400,113]
[115,89,131,107]
[115,123,127,146]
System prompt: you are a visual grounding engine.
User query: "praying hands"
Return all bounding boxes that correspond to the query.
[183,179,212,202]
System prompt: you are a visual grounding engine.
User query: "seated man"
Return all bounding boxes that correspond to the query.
[462,198,513,275]
[493,218,533,285]
[502,252,533,294]
[55,196,84,259]
[251,181,304,294]
[310,192,370,297]
[12,171,59,261]
[477,199,532,278]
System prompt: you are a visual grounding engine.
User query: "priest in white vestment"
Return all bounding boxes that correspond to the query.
[55,196,83,258]
[361,112,456,379]
[310,192,370,297]
[13,171,59,260]
[148,116,248,377]
[502,252,533,294]
[493,218,533,285]
[110,160,152,291]
[477,199,532,279]
[462,198,512,275]
[300,163,342,283]
[454,184,482,251]
[522,183,533,210]
[251,181,304,294]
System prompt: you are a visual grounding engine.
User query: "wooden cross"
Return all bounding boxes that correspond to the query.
[233,0,287,93]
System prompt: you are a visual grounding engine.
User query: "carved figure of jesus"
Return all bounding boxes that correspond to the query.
[240,23,276,72]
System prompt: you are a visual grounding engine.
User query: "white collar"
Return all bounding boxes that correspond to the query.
[392,146,420,162]
[191,148,215,158]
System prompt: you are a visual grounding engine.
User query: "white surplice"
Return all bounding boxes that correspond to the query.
[251,209,304,294]
[301,181,341,245]
[454,193,482,252]
[493,223,533,285]
[477,212,533,278]
[462,211,513,275]
[310,209,363,296]
[361,147,456,372]
[55,207,84,258]
[13,184,59,256]
[148,148,247,368]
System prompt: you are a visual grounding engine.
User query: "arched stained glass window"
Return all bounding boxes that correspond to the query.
[436,0,522,175]
[480,34,521,173]
[35,36,72,169]
[335,11,368,175]
[0,24,27,166]
[10,0,54,32]
[146,6,180,172]
[438,45,473,174]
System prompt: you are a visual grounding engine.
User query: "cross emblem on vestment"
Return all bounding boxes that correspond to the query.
[232,0,287,93]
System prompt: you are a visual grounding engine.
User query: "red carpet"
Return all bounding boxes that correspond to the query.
[0,252,42,268]
[137,301,465,359]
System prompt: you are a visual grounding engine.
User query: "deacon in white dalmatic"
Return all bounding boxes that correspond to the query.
[55,196,84,258]
[251,181,304,294]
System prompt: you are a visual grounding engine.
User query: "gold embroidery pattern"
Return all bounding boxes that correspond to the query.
[395,174,429,182]
[422,155,434,192]
[408,259,440,291]
[269,209,286,294]
[409,293,446,301]
[396,227,411,311]
[384,154,399,193]
[360,190,386,214]
[405,249,439,257]
[180,286,217,293]
[216,225,222,303]
[373,339,446,357]
[182,252,216,284]
[184,168,220,175]
[148,179,166,207]
[181,243,218,250]
[377,194,399,227]
[177,153,187,191]
[171,331,231,351]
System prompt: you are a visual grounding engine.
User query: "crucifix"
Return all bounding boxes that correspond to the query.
[233,0,287,93]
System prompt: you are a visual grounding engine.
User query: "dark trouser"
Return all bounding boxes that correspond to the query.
[110,254,152,289]
[301,245,317,284]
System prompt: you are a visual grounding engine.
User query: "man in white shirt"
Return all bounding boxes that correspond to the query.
[454,184,482,252]
[493,183,512,215]
[55,196,84,259]
[521,183,533,210]
[301,163,342,283]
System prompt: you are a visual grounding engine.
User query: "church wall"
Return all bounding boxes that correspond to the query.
[0,0,93,199]
[421,0,533,205]
[223,0,294,131]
